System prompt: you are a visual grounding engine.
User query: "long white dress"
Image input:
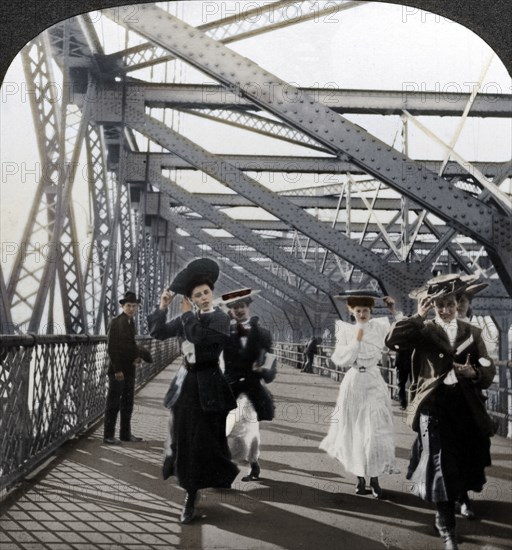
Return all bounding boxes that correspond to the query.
[319,317,398,477]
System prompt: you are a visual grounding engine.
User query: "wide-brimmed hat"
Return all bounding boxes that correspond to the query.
[409,273,480,301]
[119,291,140,305]
[333,289,382,301]
[168,258,219,296]
[219,288,261,307]
[333,289,382,308]
[462,281,489,297]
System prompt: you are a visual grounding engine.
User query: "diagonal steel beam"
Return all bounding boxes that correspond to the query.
[172,233,299,316]
[105,4,511,293]
[162,208,319,310]
[129,158,343,296]
[124,112,412,296]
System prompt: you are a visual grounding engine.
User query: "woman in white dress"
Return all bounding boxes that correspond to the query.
[320,292,400,498]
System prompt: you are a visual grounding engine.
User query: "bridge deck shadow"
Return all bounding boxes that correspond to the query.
[1,360,510,550]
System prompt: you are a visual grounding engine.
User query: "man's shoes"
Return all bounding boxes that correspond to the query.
[242,461,260,482]
[369,477,383,499]
[355,477,366,495]
[180,491,197,524]
[120,435,144,442]
[103,437,122,445]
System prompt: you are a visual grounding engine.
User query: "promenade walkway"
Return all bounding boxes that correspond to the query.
[1,360,510,550]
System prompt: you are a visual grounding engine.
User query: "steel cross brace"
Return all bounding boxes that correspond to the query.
[130,156,343,296]
[106,4,512,293]
[123,111,413,299]
[172,232,299,316]
[128,151,510,180]
[155,205,319,311]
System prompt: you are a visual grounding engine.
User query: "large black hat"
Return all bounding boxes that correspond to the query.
[168,258,220,296]
[119,291,140,305]
[409,273,480,301]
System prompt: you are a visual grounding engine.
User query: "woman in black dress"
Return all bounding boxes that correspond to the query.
[147,258,238,524]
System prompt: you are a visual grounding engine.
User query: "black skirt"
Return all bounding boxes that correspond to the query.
[171,370,239,491]
[407,383,491,502]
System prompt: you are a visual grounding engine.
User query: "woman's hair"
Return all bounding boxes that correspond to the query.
[347,297,375,309]
[185,277,214,298]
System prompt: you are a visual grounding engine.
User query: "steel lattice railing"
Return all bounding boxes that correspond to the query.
[0,334,179,490]
[273,342,512,438]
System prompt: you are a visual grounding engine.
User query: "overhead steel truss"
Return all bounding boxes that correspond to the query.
[105,4,512,293]
[3,2,511,350]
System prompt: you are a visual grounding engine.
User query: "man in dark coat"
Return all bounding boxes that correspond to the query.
[103,291,146,444]
[385,274,495,550]
[222,289,275,481]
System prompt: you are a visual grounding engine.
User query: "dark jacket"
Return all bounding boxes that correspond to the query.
[223,316,275,421]
[148,307,236,413]
[107,313,139,375]
[385,315,496,436]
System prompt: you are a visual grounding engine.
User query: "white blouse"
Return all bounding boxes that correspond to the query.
[330,317,391,370]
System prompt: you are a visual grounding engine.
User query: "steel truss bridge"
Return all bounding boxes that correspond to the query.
[1,0,511,354]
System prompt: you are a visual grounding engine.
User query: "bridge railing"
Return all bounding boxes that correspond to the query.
[0,334,179,491]
[273,342,511,438]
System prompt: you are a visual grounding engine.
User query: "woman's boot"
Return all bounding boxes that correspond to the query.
[369,477,383,498]
[355,477,366,495]
[180,490,197,524]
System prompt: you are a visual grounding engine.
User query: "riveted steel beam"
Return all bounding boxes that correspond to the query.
[164,209,319,310]
[140,83,512,118]
[108,0,366,73]
[121,111,416,298]
[105,5,511,293]
[172,233,299,317]
[128,158,341,296]
[128,151,509,179]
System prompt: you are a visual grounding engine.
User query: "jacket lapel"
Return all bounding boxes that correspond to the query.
[424,320,453,354]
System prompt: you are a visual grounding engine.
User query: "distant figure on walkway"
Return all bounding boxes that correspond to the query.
[221,289,276,482]
[147,258,238,524]
[103,291,151,445]
[302,336,322,373]
[320,291,401,499]
[386,274,495,550]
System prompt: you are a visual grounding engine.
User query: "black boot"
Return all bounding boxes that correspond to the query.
[180,490,197,524]
[355,477,366,495]
[242,461,260,481]
[435,501,458,550]
[369,477,383,499]
[162,455,174,480]
[457,492,476,520]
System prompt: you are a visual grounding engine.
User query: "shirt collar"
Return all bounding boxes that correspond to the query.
[435,318,457,329]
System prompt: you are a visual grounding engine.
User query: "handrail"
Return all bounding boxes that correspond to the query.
[273,341,511,438]
[0,335,179,490]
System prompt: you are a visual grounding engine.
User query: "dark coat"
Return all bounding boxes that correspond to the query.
[107,313,139,374]
[148,307,236,413]
[223,316,275,421]
[385,314,496,436]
